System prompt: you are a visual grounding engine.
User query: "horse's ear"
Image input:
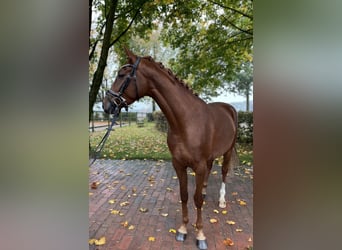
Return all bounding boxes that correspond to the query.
[123,46,134,59]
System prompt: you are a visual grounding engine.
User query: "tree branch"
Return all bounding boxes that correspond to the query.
[89,22,106,61]
[221,16,253,36]
[208,0,253,20]
[109,6,141,47]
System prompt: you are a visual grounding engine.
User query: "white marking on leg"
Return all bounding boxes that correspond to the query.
[178,224,187,234]
[219,182,226,208]
[196,229,206,240]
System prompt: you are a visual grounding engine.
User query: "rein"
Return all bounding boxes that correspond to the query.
[89,57,141,166]
[89,108,119,166]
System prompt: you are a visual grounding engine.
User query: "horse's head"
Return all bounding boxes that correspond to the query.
[103,48,143,114]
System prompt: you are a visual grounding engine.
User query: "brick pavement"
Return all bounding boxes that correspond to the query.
[89,160,253,250]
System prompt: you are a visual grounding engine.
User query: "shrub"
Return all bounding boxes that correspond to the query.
[237,111,253,144]
[153,111,168,133]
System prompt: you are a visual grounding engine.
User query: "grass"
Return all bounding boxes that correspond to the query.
[89,122,253,165]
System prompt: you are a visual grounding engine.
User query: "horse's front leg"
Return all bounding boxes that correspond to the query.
[173,160,189,242]
[194,165,208,249]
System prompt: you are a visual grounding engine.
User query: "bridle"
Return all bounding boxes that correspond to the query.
[90,57,141,166]
[105,57,141,113]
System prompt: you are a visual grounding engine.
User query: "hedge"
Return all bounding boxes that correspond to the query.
[153,110,253,144]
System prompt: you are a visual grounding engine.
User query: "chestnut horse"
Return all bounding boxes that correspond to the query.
[103,48,238,249]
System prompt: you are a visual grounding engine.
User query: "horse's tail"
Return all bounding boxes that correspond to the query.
[228,105,240,172]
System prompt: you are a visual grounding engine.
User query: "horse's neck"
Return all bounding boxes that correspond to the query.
[148,78,206,131]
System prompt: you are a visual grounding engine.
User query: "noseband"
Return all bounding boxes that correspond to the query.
[106,57,141,112]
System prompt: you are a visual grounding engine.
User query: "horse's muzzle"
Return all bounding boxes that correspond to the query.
[102,99,117,114]
[103,90,128,114]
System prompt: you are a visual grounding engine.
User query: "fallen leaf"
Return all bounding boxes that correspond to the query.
[120,201,129,207]
[108,199,116,204]
[212,170,218,175]
[248,237,252,242]
[231,192,238,196]
[226,220,236,225]
[223,238,234,246]
[132,187,137,193]
[139,207,148,213]
[89,192,93,196]
[209,218,218,223]
[189,172,196,176]
[88,239,96,245]
[95,236,106,246]
[213,209,219,214]
[235,228,243,232]
[169,228,177,234]
[148,236,155,242]
[239,200,247,206]
[90,182,98,189]
[166,187,173,192]
[128,225,135,230]
[160,213,168,217]
[120,185,126,190]
[121,221,128,227]
[172,176,178,179]
[110,210,120,215]
[222,210,228,215]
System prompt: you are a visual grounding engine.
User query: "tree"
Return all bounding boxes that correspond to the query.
[160,0,253,99]
[89,0,161,120]
[230,62,253,111]
[89,0,253,118]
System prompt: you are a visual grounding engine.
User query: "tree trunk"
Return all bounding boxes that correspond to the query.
[89,0,117,121]
[246,90,250,112]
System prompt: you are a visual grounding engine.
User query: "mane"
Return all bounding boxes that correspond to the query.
[142,56,199,97]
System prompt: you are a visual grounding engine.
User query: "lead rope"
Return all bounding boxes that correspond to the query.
[89,109,120,166]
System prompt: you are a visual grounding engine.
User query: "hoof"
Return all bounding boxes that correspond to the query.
[175,232,187,242]
[219,201,226,208]
[196,239,208,249]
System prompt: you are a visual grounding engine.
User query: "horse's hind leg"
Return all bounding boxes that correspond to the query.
[219,149,233,208]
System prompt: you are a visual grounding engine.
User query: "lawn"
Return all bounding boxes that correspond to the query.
[89,122,253,165]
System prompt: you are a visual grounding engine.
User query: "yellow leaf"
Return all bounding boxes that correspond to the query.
[108,199,116,204]
[189,172,196,176]
[235,228,243,232]
[128,225,135,230]
[213,209,219,214]
[89,192,93,196]
[120,186,126,190]
[88,239,96,245]
[166,187,173,192]
[239,200,247,206]
[232,192,238,196]
[110,210,120,215]
[161,213,168,217]
[248,237,252,242]
[139,207,148,213]
[209,218,218,223]
[95,237,106,246]
[148,236,156,242]
[121,221,128,227]
[223,238,234,246]
[222,210,227,215]
[120,201,129,207]
[172,176,178,179]
[169,228,177,234]
[212,171,218,175]
[226,220,236,225]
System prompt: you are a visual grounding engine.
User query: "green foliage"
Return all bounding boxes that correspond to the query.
[159,0,253,99]
[237,111,253,144]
